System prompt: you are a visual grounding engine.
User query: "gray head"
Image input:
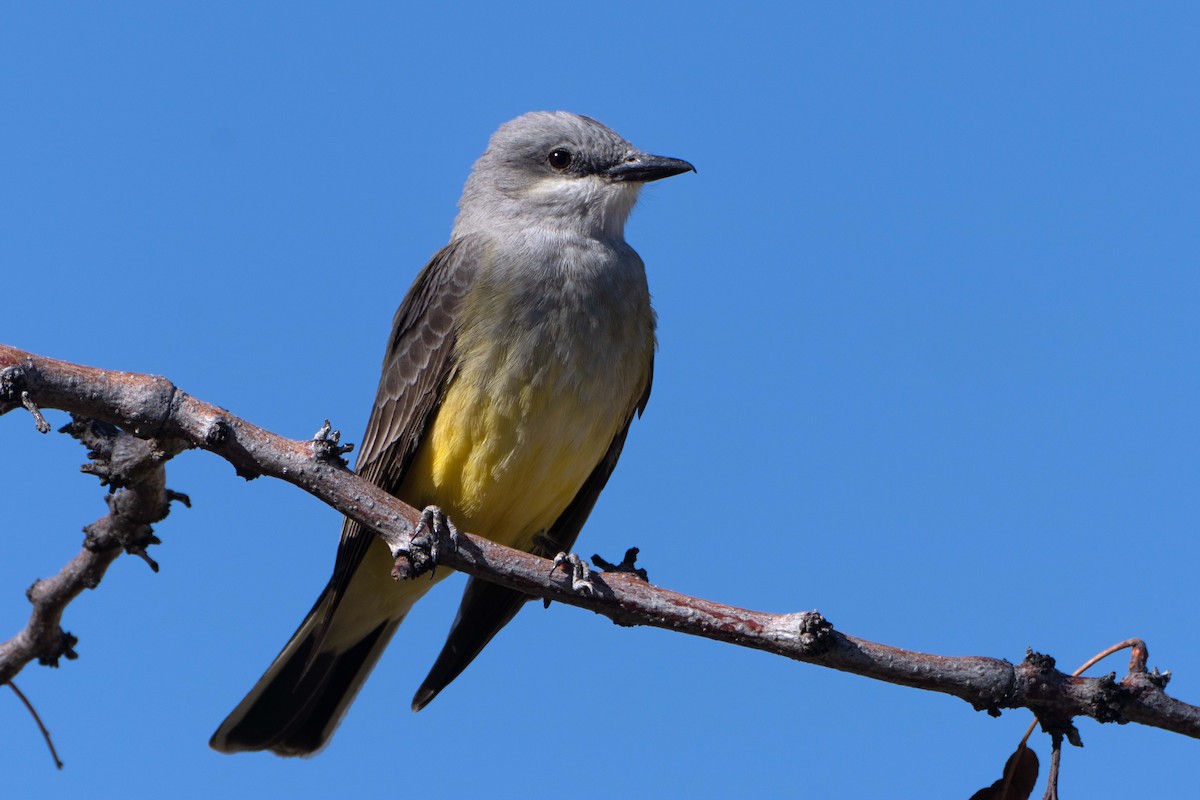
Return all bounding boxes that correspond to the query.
[452,111,693,240]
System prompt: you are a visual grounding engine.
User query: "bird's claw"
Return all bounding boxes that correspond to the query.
[550,552,594,596]
[410,505,459,579]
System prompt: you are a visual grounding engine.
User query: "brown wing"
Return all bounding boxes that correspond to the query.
[410,356,654,711]
[324,236,483,612]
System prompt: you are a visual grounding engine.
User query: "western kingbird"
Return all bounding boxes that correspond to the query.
[210,111,693,756]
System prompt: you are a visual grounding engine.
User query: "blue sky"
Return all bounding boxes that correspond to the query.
[3,3,1198,796]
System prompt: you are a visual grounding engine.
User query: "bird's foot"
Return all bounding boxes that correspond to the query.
[403,505,459,579]
[550,552,594,596]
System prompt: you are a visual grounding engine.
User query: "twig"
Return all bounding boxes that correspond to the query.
[1042,734,1062,800]
[7,681,63,769]
[20,391,50,433]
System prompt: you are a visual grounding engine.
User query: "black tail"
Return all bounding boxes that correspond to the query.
[411,576,528,711]
[210,591,403,757]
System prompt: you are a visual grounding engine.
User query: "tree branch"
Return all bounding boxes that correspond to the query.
[2,343,1197,746]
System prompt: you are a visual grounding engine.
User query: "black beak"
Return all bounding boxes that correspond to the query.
[605,153,696,183]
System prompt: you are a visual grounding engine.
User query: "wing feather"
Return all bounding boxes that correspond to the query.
[324,237,483,616]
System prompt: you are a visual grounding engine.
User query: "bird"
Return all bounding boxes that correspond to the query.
[209,111,693,756]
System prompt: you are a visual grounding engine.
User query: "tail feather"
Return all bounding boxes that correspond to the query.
[210,591,404,757]
[411,576,527,711]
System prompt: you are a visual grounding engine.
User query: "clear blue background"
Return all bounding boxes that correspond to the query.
[3,3,1198,797]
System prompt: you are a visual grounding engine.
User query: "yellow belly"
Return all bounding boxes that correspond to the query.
[397,355,629,552]
[341,342,645,641]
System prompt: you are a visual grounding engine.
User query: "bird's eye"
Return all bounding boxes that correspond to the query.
[547,149,573,170]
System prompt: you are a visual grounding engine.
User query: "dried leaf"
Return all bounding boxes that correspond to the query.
[968,745,1039,799]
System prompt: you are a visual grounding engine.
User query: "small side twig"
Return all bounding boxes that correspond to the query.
[592,547,649,582]
[1041,733,1062,800]
[21,391,50,433]
[7,681,63,769]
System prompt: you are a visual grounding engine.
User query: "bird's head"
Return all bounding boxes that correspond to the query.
[453,111,694,240]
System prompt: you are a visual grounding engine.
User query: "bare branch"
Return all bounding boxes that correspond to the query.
[2,343,1199,745]
[0,414,187,684]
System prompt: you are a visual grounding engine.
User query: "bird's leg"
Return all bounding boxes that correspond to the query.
[407,505,459,579]
[550,552,594,596]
